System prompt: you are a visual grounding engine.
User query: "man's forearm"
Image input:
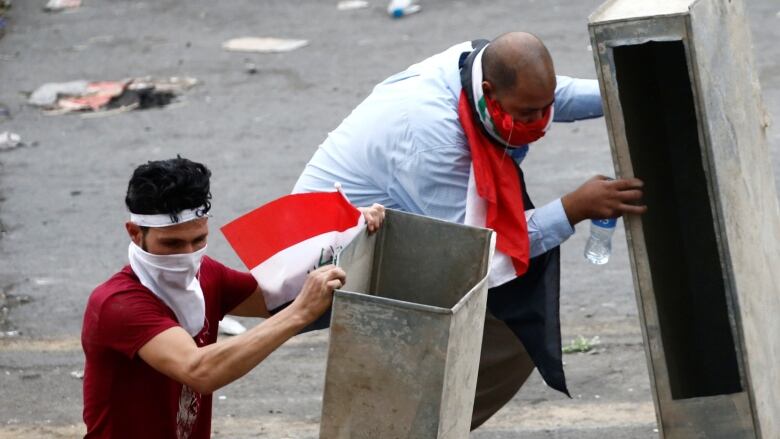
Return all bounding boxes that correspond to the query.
[184,306,308,394]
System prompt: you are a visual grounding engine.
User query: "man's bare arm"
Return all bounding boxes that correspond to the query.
[137,265,345,395]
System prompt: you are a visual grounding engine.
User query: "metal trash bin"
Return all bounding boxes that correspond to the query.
[589,1,780,437]
[319,209,495,439]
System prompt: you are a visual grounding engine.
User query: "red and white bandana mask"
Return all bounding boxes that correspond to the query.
[469,45,554,148]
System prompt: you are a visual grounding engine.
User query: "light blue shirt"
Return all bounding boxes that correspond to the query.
[294,42,603,258]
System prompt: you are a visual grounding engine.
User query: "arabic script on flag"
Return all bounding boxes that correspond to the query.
[221,191,364,310]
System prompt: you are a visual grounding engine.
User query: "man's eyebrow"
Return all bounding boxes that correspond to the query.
[159,237,186,245]
[160,233,207,244]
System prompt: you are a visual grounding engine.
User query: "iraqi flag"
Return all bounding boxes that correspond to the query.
[221,191,365,311]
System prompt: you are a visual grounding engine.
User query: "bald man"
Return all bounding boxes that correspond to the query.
[294,33,646,429]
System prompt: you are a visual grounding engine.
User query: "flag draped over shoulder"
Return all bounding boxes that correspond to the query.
[221,191,364,311]
[460,38,569,396]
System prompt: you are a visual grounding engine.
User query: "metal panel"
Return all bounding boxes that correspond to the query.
[589,0,780,437]
[687,1,780,436]
[320,210,493,438]
[590,0,693,24]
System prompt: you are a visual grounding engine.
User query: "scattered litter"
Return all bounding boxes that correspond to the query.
[28,77,197,116]
[130,76,198,94]
[44,0,80,12]
[337,0,368,11]
[587,45,593,52]
[562,335,600,354]
[21,373,41,380]
[57,81,126,112]
[222,37,308,54]
[387,0,420,18]
[218,316,246,336]
[244,61,258,75]
[28,80,89,107]
[33,278,58,286]
[0,293,31,305]
[218,395,227,401]
[0,131,22,151]
[1,330,20,337]
[0,0,11,15]
[70,370,84,379]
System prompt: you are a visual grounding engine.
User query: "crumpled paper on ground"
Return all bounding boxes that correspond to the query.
[28,77,198,115]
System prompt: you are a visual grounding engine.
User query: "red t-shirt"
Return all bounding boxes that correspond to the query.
[81,256,258,439]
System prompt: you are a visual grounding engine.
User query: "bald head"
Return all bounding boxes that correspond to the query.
[481,32,556,122]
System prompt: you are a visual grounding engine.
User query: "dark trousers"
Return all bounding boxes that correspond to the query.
[471,310,536,430]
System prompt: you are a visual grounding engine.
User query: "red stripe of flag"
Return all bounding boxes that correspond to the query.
[221,191,362,269]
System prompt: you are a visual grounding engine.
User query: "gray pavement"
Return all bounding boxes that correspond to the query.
[0,0,777,437]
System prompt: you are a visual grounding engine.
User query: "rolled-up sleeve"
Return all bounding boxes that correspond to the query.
[553,76,603,122]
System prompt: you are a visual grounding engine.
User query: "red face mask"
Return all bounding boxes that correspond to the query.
[485,94,553,146]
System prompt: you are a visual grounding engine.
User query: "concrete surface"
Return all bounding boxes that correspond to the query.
[0,0,777,437]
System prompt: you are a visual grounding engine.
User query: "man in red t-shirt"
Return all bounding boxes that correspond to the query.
[81,157,384,439]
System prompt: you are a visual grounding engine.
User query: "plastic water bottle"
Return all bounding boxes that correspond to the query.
[584,218,617,265]
[387,0,421,18]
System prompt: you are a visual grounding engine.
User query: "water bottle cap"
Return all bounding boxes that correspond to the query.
[591,218,617,228]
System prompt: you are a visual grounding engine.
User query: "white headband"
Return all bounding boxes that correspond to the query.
[129,207,209,228]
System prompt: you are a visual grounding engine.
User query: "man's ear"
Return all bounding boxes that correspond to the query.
[125,222,143,246]
[481,80,495,99]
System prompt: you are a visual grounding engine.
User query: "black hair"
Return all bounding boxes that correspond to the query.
[125,156,212,223]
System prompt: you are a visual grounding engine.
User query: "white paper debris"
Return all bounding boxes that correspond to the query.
[44,0,80,12]
[0,131,22,151]
[222,37,309,53]
[28,80,89,107]
[337,0,368,10]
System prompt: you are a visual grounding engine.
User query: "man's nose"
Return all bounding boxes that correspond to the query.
[184,242,207,254]
[518,110,543,124]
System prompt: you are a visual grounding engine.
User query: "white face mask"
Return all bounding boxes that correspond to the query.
[128,241,208,337]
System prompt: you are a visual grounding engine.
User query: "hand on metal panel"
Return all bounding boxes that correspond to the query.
[292,265,346,324]
[358,203,386,234]
[561,175,647,225]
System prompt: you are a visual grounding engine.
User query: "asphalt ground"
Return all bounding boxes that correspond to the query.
[0,0,778,437]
